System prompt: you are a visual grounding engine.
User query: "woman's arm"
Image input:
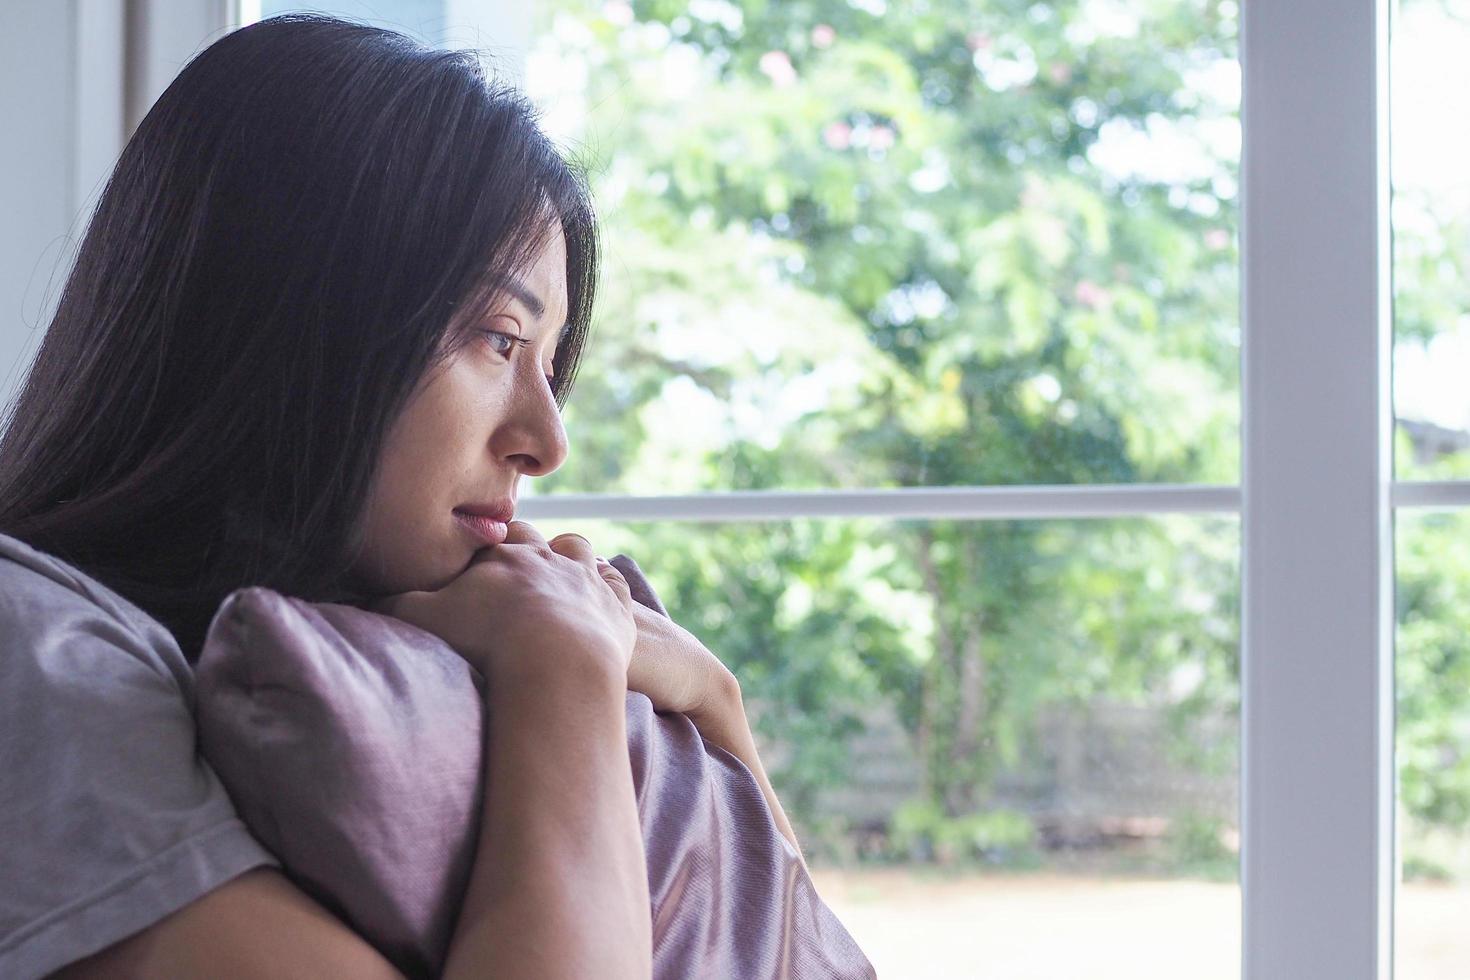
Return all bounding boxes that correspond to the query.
[621,594,809,873]
[440,660,651,980]
[689,691,810,874]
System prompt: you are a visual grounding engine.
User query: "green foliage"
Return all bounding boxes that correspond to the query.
[530,0,1242,864]
[889,797,1038,867]
[1397,511,1470,834]
[1394,200,1470,347]
[526,0,1470,873]
[1165,811,1235,879]
[1401,854,1454,884]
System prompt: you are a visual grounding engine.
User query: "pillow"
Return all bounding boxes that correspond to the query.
[194,553,875,980]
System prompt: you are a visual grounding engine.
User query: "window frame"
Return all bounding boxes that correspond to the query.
[1238,1,1395,975]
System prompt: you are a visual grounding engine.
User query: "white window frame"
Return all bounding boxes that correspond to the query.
[58,0,1470,975]
[1238,2,1395,975]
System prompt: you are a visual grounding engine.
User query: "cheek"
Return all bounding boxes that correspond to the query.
[352,372,493,589]
[364,411,490,578]
[348,446,437,588]
[380,373,482,503]
[351,472,456,594]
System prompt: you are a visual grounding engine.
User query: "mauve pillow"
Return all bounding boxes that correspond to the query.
[194,554,876,980]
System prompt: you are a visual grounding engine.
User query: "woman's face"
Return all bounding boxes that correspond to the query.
[347,224,571,596]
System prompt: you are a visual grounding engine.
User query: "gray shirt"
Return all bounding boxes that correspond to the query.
[0,531,281,979]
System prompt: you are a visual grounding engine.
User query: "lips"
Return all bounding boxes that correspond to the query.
[454,510,510,547]
[454,499,514,547]
[455,499,515,523]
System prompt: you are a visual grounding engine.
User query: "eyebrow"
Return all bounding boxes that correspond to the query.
[493,276,573,342]
[498,277,545,320]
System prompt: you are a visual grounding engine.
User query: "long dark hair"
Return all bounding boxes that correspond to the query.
[0,14,598,661]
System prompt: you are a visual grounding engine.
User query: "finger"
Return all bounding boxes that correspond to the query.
[596,554,624,581]
[502,519,547,548]
[597,559,632,608]
[609,554,670,618]
[548,531,596,565]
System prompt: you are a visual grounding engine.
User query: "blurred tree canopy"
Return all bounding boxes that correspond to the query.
[521,0,1468,862]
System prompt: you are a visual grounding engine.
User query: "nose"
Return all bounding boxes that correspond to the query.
[492,369,569,477]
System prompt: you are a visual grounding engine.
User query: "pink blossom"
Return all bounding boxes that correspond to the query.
[1074,280,1110,308]
[1047,62,1073,85]
[1205,228,1231,250]
[966,31,992,52]
[823,121,852,150]
[868,125,896,150]
[759,50,797,87]
[811,24,836,48]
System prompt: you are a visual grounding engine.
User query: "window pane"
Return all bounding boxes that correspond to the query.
[259,0,455,42]
[1394,3,1470,968]
[1393,0,1470,482]
[538,513,1240,978]
[1396,509,1470,979]
[525,0,1240,494]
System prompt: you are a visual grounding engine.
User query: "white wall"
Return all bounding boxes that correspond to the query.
[0,0,227,423]
[0,1,85,416]
[0,0,526,424]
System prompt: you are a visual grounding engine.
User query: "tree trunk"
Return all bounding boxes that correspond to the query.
[945,622,987,815]
[913,526,957,807]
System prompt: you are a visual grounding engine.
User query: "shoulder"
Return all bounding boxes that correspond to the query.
[0,531,192,697]
[0,528,199,761]
[0,533,283,980]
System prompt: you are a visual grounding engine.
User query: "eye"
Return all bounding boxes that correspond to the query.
[481,329,557,388]
[480,328,530,359]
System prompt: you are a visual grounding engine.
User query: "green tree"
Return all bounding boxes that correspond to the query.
[531,0,1244,854]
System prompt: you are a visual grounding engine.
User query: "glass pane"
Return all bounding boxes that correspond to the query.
[535,513,1241,978]
[1396,508,1470,979]
[1393,0,1470,482]
[524,0,1241,495]
[256,1,507,47]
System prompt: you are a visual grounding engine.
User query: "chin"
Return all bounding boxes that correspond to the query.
[358,551,461,598]
[347,525,479,596]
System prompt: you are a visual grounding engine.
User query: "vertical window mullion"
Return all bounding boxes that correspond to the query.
[1240,0,1395,977]
[124,0,234,136]
[75,0,127,223]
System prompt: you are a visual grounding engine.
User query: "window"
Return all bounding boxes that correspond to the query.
[516,1,1243,974]
[1392,2,1470,975]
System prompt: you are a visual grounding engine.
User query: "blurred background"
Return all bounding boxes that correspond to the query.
[3,2,1468,977]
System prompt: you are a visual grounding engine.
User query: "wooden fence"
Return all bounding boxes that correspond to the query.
[757,697,1239,842]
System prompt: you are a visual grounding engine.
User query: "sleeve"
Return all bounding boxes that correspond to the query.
[0,565,282,980]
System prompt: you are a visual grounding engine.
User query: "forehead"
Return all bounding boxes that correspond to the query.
[455,231,568,326]
[524,224,567,286]
[519,228,569,321]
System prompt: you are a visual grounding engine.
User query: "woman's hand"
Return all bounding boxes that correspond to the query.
[618,594,809,870]
[368,522,635,687]
[622,597,742,727]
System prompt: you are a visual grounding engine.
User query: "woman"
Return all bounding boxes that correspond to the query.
[0,14,802,978]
